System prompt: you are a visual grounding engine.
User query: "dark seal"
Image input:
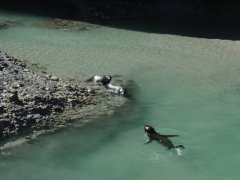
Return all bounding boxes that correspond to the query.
[144,125,184,150]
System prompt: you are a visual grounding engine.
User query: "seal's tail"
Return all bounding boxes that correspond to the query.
[174,145,185,149]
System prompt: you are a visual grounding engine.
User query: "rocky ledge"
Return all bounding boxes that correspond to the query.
[0,51,126,141]
[38,18,100,31]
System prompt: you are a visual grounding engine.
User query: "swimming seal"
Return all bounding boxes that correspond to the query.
[85,75,112,85]
[144,125,184,150]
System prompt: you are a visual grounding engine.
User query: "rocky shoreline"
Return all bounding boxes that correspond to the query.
[0,51,127,142]
[37,18,100,31]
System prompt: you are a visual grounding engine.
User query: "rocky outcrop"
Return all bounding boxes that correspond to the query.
[38,18,100,31]
[0,51,112,139]
[0,18,23,29]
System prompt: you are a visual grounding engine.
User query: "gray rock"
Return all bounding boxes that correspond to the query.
[50,75,59,81]
[27,114,33,120]
[0,51,128,142]
[33,114,41,119]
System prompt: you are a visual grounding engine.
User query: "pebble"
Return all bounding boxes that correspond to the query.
[27,114,33,119]
[50,76,59,81]
[23,68,30,72]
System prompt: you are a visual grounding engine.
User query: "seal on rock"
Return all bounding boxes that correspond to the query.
[104,83,126,95]
[85,75,126,95]
[85,75,112,85]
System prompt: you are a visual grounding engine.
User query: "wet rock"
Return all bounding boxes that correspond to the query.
[0,19,22,28]
[11,82,24,89]
[23,68,30,72]
[0,105,5,114]
[9,92,23,105]
[27,114,33,120]
[0,61,8,70]
[50,75,59,81]
[33,114,41,119]
[0,51,114,140]
[38,18,100,31]
[87,88,95,94]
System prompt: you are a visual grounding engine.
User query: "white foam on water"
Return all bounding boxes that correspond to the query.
[175,147,183,157]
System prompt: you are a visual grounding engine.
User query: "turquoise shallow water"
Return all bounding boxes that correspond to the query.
[1,11,240,180]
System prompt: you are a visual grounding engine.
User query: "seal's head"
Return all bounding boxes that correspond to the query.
[119,87,126,95]
[101,75,112,85]
[144,125,156,134]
